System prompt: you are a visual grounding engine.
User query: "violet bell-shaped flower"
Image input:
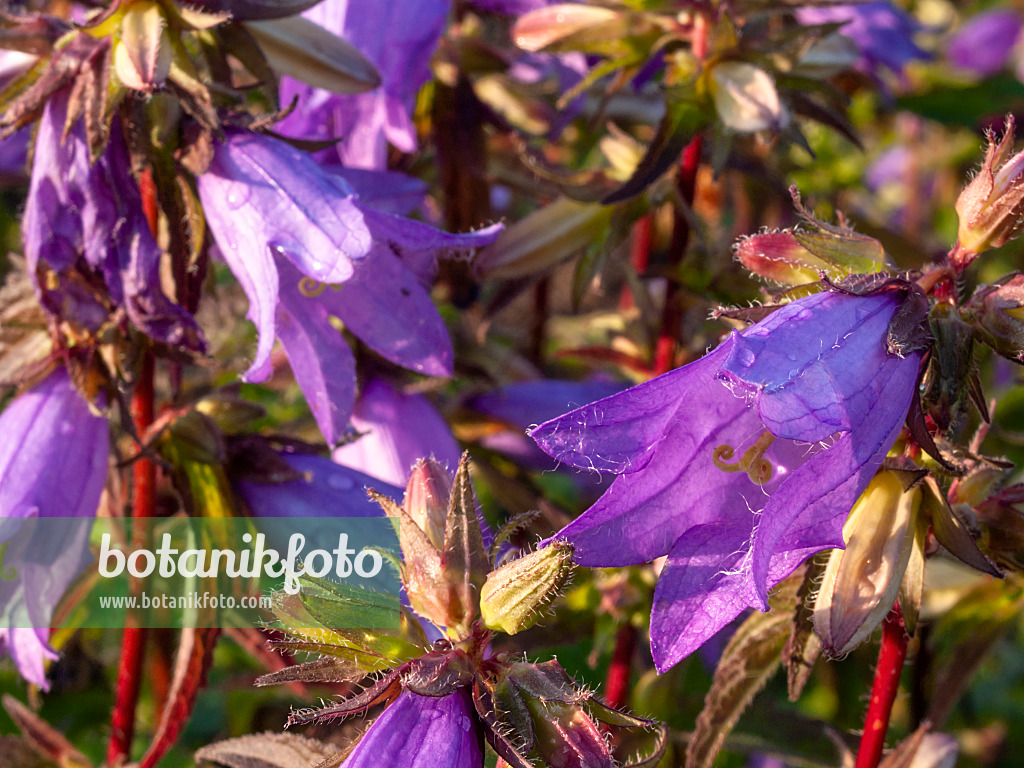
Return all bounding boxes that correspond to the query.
[795,2,928,80]
[195,130,500,445]
[0,368,109,688]
[530,287,925,671]
[340,689,482,768]
[331,377,461,487]
[23,88,204,350]
[947,9,1023,78]
[276,0,449,169]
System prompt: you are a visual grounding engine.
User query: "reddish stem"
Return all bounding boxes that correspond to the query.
[108,175,158,765]
[854,604,909,768]
[604,624,638,710]
[620,214,653,311]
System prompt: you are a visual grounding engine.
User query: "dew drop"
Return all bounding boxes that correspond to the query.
[737,347,756,367]
[460,716,472,732]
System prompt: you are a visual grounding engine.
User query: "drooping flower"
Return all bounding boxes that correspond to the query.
[339,689,482,768]
[531,286,925,671]
[23,88,204,350]
[0,368,109,688]
[947,9,1023,78]
[276,0,449,170]
[795,2,928,80]
[331,377,461,487]
[196,130,500,445]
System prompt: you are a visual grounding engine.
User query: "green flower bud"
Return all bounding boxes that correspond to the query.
[963,273,1024,363]
[480,541,574,635]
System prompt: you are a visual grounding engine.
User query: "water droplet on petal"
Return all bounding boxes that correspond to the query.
[737,347,756,367]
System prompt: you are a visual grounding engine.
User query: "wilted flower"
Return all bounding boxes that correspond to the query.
[795,2,928,80]
[531,285,926,670]
[196,130,500,444]
[964,273,1024,364]
[0,368,109,688]
[332,378,461,487]
[947,9,1023,78]
[955,118,1024,261]
[23,88,204,349]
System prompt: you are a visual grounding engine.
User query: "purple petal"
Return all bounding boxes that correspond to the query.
[315,244,453,376]
[360,206,502,286]
[278,0,450,168]
[199,131,372,285]
[342,690,481,768]
[948,10,1023,77]
[332,377,461,486]
[649,521,754,672]
[0,368,108,523]
[235,452,401,517]
[531,339,738,475]
[0,629,57,689]
[796,2,928,77]
[276,258,357,445]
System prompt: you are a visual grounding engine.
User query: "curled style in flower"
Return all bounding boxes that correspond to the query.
[0,368,108,688]
[531,285,927,671]
[196,130,500,446]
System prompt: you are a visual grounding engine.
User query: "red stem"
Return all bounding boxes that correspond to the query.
[604,624,638,710]
[108,174,158,766]
[854,604,909,768]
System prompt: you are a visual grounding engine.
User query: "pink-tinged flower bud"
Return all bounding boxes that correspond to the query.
[403,458,452,550]
[813,471,920,655]
[480,541,574,635]
[707,62,789,133]
[113,1,171,92]
[955,117,1024,258]
[963,273,1024,363]
[734,231,830,285]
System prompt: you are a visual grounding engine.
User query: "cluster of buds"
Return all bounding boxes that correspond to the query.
[259,455,666,768]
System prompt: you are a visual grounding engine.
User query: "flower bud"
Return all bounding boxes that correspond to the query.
[814,471,920,655]
[480,541,574,635]
[403,458,452,550]
[487,660,665,768]
[734,231,830,285]
[706,61,789,133]
[955,117,1024,257]
[963,273,1024,363]
[114,1,172,92]
[474,197,613,280]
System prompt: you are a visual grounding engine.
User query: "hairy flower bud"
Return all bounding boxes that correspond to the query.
[480,541,574,635]
[734,231,832,285]
[403,458,452,550]
[955,117,1024,258]
[113,1,171,92]
[963,273,1024,363]
[814,471,920,655]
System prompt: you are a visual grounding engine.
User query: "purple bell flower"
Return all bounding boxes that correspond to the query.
[947,9,1023,78]
[331,377,461,487]
[796,2,928,79]
[276,0,449,169]
[340,689,482,768]
[23,89,204,350]
[196,131,500,445]
[531,290,921,671]
[0,368,108,688]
